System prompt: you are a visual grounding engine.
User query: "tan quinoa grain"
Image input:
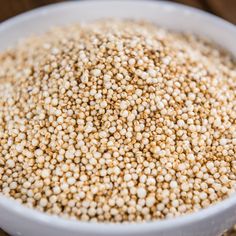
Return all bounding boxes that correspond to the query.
[0,20,236,222]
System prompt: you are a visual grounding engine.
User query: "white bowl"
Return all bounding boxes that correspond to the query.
[0,1,236,236]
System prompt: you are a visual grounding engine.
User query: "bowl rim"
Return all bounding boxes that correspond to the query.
[0,0,236,234]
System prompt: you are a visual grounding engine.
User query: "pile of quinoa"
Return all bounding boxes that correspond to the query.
[0,20,236,222]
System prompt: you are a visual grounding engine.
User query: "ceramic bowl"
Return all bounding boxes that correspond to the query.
[0,1,236,236]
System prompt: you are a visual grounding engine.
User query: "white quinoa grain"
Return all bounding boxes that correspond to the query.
[0,19,235,223]
[137,187,147,199]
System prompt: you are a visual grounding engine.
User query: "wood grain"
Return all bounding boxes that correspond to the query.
[173,0,205,9]
[206,0,236,24]
[0,0,63,22]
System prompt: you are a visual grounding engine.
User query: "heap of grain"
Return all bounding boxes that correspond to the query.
[0,20,236,222]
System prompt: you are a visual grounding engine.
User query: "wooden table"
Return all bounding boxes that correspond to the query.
[0,0,235,235]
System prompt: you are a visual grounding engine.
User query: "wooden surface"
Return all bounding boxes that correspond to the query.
[0,0,235,235]
[175,0,236,25]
